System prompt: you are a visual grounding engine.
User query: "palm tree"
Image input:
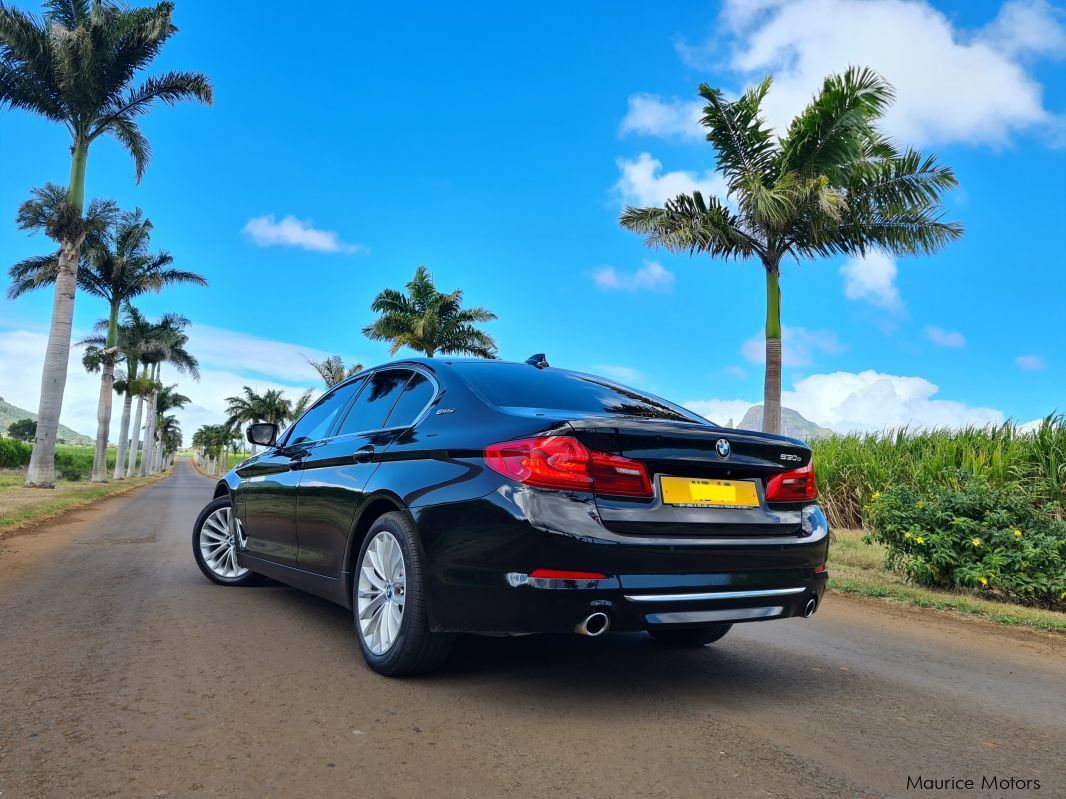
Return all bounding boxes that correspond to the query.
[116,305,158,478]
[138,313,197,475]
[12,206,206,480]
[151,384,188,472]
[619,68,961,434]
[224,388,293,455]
[157,414,181,469]
[306,355,363,387]
[363,266,497,358]
[0,0,212,487]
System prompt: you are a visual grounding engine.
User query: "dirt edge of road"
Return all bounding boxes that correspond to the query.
[0,469,172,542]
[827,588,1066,648]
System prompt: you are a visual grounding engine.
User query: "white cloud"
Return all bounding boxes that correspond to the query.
[592,364,646,384]
[632,1,1063,149]
[0,325,365,448]
[1015,354,1047,370]
[925,325,966,348]
[718,0,1063,147]
[685,369,1005,433]
[741,326,844,367]
[242,214,367,254]
[840,251,903,311]
[684,399,753,427]
[613,152,727,207]
[592,260,675,293]
[620,94,704,139]
[980,0,1066,58]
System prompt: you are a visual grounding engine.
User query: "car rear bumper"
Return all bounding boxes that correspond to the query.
[413,488,830,634]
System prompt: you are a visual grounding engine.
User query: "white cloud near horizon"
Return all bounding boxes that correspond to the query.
[613,153,728,207]
[741,326,844,368]
[243,214,367,254]
[592,260,675,293]
[0,325,367,446]
[840,251,904,312]
[685,369,1005,433]
[925,325,966,348]
[625,0,1064,148]
[1016,354,1048,370]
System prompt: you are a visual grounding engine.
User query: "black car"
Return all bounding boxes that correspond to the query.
[193,357,829,675]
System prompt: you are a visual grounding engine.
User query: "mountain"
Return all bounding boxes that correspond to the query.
[736,405,834,442]
[0,397,93,446]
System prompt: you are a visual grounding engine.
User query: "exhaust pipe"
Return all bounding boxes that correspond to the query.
[803,597,818,618]
[575,611,611,637]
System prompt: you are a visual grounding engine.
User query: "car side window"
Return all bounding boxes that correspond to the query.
[285,380,363,445]
[382,373,435,428]
[337,370,411,436]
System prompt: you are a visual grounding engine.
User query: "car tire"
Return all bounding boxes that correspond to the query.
[192,496,263,586]
[648,624,732,648]
[353,511,454,676]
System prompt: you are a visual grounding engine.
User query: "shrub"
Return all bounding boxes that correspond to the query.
[866,472,1066,610]
[812,415,1066,529]
[0,438,32,468]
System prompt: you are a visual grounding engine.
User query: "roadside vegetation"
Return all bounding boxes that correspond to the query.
[815,416,1066,617]
[828,529,1066,634]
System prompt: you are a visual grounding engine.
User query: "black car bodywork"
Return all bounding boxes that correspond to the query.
[211,358,829,638]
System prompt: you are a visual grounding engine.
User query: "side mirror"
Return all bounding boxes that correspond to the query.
[246,422,278,447]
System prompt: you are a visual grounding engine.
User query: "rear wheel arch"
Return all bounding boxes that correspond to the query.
[213,482,229,499]
[345,493,417,592]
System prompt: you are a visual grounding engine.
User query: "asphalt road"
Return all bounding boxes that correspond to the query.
[1,460,1063,799]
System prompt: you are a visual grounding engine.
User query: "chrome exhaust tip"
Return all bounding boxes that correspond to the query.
[575,611,611,637]
[803,597,818,618]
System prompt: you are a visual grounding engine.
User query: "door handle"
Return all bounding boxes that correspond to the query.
[352,445,376,462]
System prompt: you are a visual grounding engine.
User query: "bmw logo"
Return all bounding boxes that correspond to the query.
[715,438,731,460]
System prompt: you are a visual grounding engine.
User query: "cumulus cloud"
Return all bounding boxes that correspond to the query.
[0,325,364,447]
[632,0,1064,149]
[592,260,675,293]
[243,214,367,254]
[840,251,903,311]
[619,94,704,139]
[741,326,844,368]
[685,369,1005,433]
[613,153,727,207]
[925,325,966,348]
[1015,354,1048,370]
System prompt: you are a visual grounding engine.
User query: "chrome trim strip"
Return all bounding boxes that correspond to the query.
[647,606,784,624]
[625,587,806,603]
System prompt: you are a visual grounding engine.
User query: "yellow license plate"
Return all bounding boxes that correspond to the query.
[660,476,760,508]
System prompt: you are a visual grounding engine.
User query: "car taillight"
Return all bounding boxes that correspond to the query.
[485,436,652,497]
[765,462,817,502]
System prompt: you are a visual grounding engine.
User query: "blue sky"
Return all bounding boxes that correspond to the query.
[1,0,1064,440]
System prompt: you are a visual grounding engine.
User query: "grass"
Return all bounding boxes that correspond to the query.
[811,415,1066,529]
[828,528,1066,634]
[0,467,170,537]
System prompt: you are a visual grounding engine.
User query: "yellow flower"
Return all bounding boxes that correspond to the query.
[980,577,988,586]
[871,491,882,501]
[1013,528,1022,538]
[916,500,925,509]
[904,532,912,539]
[915,536,925,544]
[972,537,982,548]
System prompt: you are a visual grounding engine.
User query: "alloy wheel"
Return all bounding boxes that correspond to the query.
[198,506,249,580]
[357,530,407,655]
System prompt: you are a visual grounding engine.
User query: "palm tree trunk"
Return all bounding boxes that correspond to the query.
[25,144,88,488]
[139,366,158,477]
[126,391,144,477]
[762,266,783,436]
[91,301,122,482]
[113,362,136,479]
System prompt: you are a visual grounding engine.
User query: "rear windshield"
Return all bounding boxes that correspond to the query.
[453,363,707,424]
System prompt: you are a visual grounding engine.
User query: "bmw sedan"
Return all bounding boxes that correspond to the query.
[193,357,829,675]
